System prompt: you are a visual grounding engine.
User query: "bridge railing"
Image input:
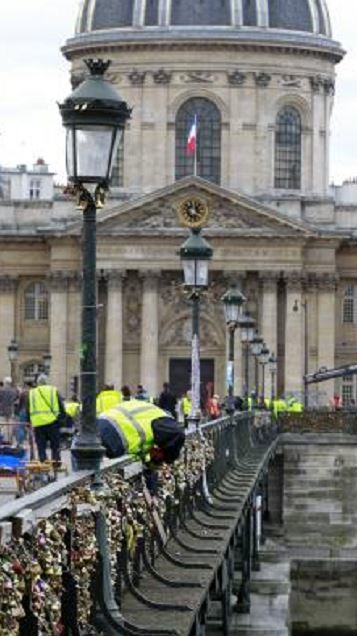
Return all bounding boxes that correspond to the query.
[0,411,278,636]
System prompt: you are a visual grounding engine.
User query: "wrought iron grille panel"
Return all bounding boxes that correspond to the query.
[274,106,301,190]
[175,97,221,184]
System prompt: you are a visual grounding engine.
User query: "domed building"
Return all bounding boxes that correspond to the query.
[1,0,356,407]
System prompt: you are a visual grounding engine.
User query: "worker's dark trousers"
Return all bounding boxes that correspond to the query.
[34,421,61,462]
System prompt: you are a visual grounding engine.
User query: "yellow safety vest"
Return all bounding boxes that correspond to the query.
[100,399,167,457]
[182,397,192,416]
[96,390,122,414]
[288,401,304,413]
[29,385,60,427]
[65,401,81,419]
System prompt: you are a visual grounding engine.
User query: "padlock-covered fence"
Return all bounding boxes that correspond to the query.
[0,412,278,636]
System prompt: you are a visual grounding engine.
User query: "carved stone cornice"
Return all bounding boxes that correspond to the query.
[104,269,126,291]
[48,272,70,292]
[254,72,272,87]
[259,271,281,292]
[0,275,18,293]
[314,273,339,291]
[284,271,306,292]
[128,70,146,86]
[153,69,172,84]
[227,71,247,86]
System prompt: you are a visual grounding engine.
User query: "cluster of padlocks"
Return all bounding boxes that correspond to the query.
[0,430,215,635]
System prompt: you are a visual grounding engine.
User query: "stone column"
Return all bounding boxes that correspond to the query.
[284,273,304,397]
[317,274,337,405]
[49,273,69,395]
[0,276,17,380]
[140,272,160,398]
[105,270,125,389]
[260,272,279,399]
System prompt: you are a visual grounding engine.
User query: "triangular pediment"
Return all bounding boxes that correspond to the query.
[91,177,317,238]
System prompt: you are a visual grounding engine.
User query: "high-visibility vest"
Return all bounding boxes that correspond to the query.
[274,399,287,417]
[29,385,60,427]
[96,390,122,414]
[65,401,81,419]
[182,397,192,416]
[99,399,168,457]
[288,400,304,413]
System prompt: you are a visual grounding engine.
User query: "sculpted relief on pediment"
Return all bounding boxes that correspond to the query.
[115,199,266,231]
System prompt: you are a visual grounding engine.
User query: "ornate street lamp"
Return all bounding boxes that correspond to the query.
[268,353,278,403]
[222,285,246,406]
[238,313,256,399]
[59,59,131,470]
[7,339,18,384]
[180,229,213,426]
[258,343,270,402]
[251,332,264,396]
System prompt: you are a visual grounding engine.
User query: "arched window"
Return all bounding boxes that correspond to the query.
[175,98,221,184]
[22,361,46,383]
[274,106,302,190]
[24,282,49,320]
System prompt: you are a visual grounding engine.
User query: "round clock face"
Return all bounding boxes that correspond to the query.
[178,197,209,228]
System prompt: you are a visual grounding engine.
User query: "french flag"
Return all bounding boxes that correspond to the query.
[186,115,197,156]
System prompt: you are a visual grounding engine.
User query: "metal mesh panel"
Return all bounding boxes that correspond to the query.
[171,0,231,25]
[92,0,133,29]
[243,0,257,26]
[274,107,301,190]
[269,0,312,32]
[145,0,160,25]
[24,283,49,321]
[175,98,221,184]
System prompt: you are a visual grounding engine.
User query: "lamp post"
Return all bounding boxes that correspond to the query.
[238,313,256,400]
[293,298,308,409]
[222,285,246,404]
[42,353,52,377]
[258,343,270,403]
[7,339,18,385]
[180,229,213,427]
[268,353,278,403]
[251,332,264,396]
[59,58,131,470]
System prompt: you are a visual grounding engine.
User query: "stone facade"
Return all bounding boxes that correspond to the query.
[0,2,356,403]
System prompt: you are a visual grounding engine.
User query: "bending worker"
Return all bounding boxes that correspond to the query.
[97,398,185,465]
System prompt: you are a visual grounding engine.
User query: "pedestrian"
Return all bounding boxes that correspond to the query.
[135,384,149,401]
[181,390,192,428]
[121,385,132,401]
[26,374,66,464]
[97,398,185,465]
[0,377,18,444]
[207,394,221,420]
[158,382,177,419]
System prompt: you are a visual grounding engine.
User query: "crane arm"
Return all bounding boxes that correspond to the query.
[305,363,357,385]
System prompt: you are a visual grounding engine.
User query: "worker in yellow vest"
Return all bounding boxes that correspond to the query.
[96,399,185,465]
[96,384,122,414]
[27,374,65,463]
[273,397,288,418]
[181,390,192,428]
[65,396,81,421]
[287,396,304,413]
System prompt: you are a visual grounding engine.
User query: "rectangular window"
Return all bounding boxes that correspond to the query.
[29,179,41,200]
[343,285,357,324]
[342,376,355,407]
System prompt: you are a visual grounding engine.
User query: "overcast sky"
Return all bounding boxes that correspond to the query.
[0,0,355,184]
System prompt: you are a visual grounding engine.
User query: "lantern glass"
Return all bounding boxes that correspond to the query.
[66,126,123,183]
[7,339,18,363]
[269,355,277,373]
[224,302,241,325]
[251,337,263,356]
[259,346,270,365]
[182,259,209,288]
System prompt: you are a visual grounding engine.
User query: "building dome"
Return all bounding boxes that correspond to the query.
[76,0,332,37]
